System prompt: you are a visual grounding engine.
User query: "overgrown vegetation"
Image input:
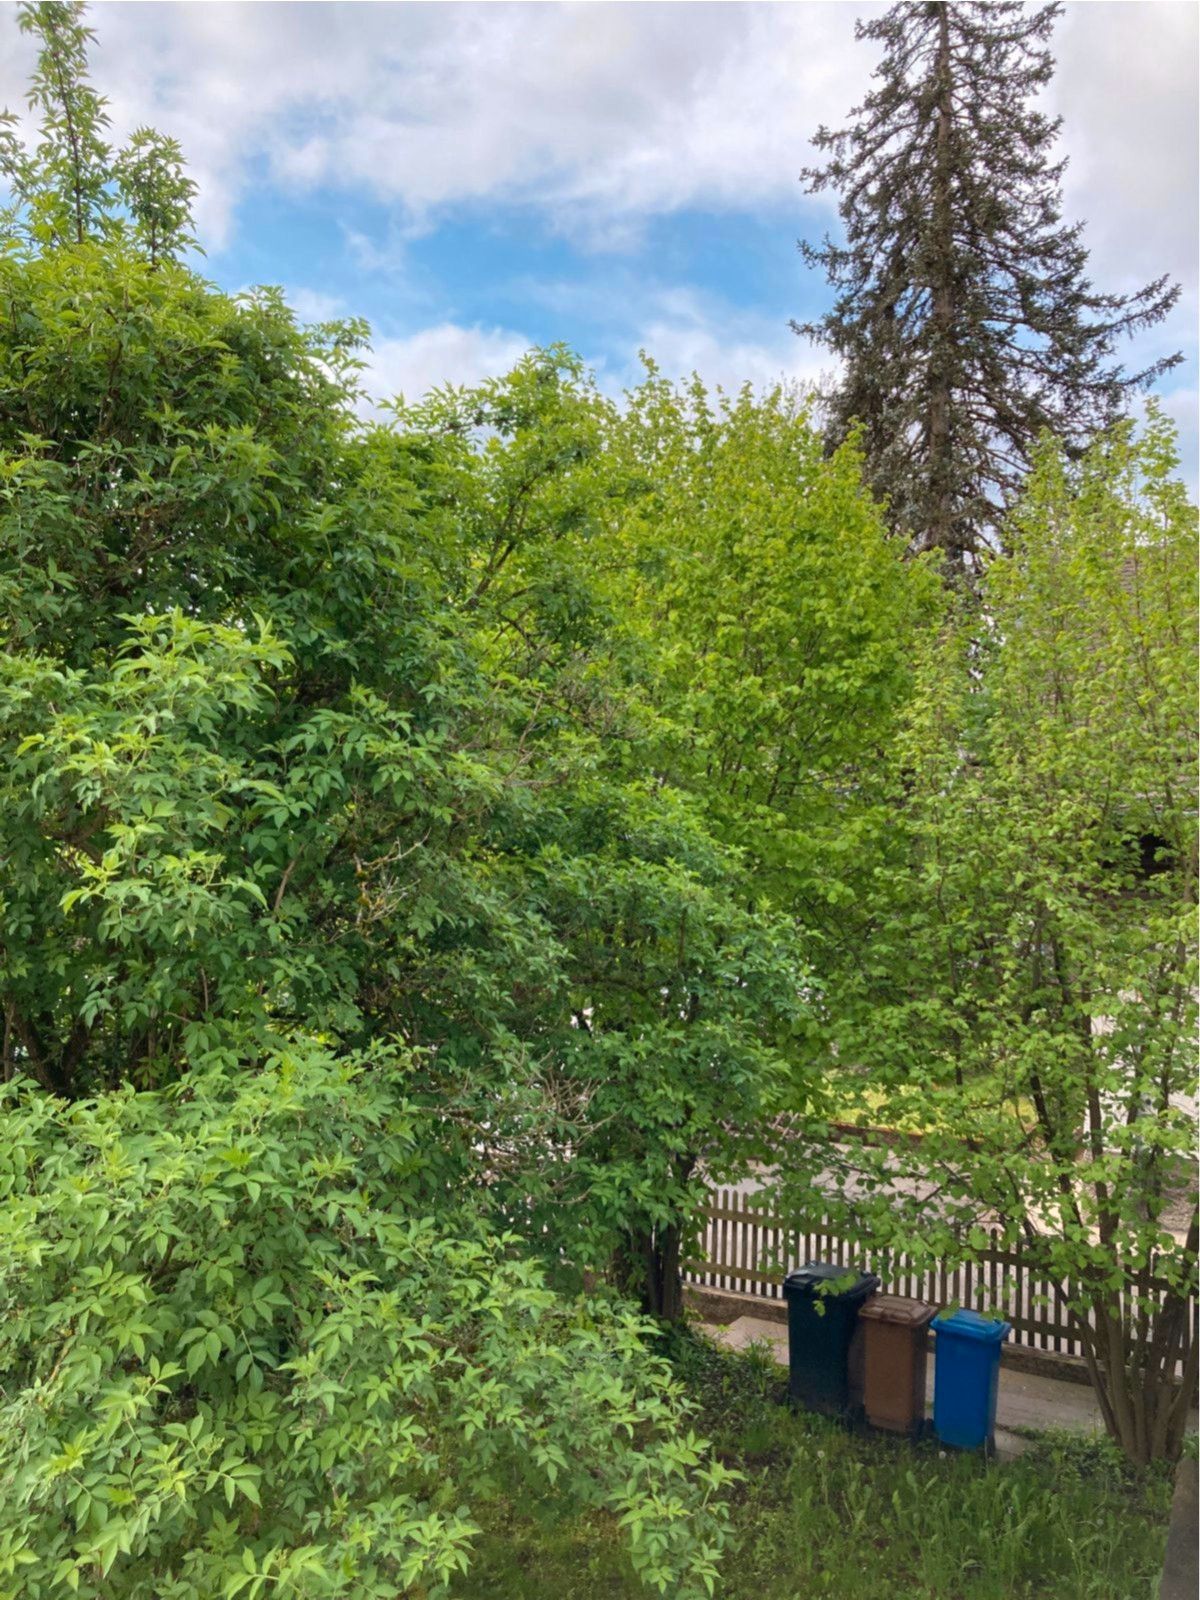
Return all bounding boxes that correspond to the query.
[0,5,1195,1597]
[454,1336,1176,1600]
[775,416,1199,1464]
[0,1055,735,1599]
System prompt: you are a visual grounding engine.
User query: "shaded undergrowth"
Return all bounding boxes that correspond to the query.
[453,1326,1174,1599]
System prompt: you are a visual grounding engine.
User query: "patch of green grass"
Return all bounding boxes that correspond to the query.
[829,1081,1039,1136]
[452,1329,1173,1599]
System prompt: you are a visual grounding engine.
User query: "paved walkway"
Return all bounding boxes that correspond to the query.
[705,1315,1196,1459]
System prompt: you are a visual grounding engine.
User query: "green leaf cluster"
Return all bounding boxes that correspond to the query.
[2,3,197,260]
[0,1045,732,1598]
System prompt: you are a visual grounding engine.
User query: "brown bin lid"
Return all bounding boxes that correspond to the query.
[858,1294,937,1326]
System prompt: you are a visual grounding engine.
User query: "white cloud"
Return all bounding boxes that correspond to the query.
[341,225,414,277]
[0,1,1191,288]
[1161,383,1198,444]
[1053,2,1198,295]
[353,287,835,417]
[1154,384,1199,497]
[0,0,1191,448]
[285,286,346,324]
[0,2,868,249]
[620,286,838,398]
[363,322,532,409]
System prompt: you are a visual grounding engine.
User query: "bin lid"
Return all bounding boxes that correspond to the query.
[783,1262,880,1300]
[858,1294,937,1327]
[932,1309,1012,1343]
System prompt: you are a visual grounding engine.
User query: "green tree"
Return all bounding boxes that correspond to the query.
[787,413,1198,1463]
[0,12,795,1587]
[2,2,196,264]
[610,368,937,1050]
[0,382,751,1588]
[384,360,817,1323]
[113,129,197,266]
[797,1,1181,573]
[512,367,936,1316]
[5,2,112,246]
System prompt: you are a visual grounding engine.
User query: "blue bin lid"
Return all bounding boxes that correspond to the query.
[932,1309,1011,1343]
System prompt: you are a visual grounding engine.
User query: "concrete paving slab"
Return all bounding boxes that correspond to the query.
[1160,1458,1199,1600]
[992,1427,1031,1461]
[718,1316,788,1355]
[992,1363,1104,1432]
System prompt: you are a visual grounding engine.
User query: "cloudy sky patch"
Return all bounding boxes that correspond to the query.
[1,1,1194,475]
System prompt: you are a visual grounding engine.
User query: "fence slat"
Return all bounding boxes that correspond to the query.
[683,1197,1195,1376]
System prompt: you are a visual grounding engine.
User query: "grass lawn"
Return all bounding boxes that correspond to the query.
[454,1329,1175,1599]
[829,1082,1040,1137]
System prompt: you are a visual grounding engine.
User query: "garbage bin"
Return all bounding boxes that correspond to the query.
[859,1294,936,1435]
[932,1309,1011,1449]
[782,1262,879,1415]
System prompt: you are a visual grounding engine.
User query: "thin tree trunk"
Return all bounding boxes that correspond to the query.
[614,1221,686,1323]
[927,1,959,568]
[1082,1288,1195,1465]
[657,1224,684,1324]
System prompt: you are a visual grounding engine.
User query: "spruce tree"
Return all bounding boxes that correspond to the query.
[796,1,1181,573]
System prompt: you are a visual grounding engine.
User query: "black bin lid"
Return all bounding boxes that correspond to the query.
[782,1261,880,1301]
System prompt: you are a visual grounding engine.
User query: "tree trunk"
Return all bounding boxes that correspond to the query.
[653,1224,684,1324]
[927,1,961,570]
[614,1222,686,1324]
[1076,1289,1197,1465]
[614,1161,696,1323]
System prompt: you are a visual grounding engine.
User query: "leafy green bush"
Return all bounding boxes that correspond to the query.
[0,1043,735,1599]
[454,1338,1175,1600]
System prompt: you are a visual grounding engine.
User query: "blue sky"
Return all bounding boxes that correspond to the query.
[1,1,1196,477]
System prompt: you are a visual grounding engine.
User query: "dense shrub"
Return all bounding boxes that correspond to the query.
[0,1042,735,1598]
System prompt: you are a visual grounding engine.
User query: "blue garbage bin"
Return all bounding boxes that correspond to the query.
[932,1309,1011,1449]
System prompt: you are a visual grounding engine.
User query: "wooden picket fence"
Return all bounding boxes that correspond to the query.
[685,1186,1198,1378]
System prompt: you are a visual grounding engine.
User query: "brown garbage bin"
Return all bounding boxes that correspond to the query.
[859,1294,937,1435]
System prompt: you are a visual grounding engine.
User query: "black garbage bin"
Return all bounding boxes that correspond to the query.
[782,1261,879,1415]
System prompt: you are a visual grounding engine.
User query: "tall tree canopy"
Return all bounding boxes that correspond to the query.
[777,413,1198,1464]
[609,368,937,1002]
[0,7,808,1591]
[797,0,1181,574]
